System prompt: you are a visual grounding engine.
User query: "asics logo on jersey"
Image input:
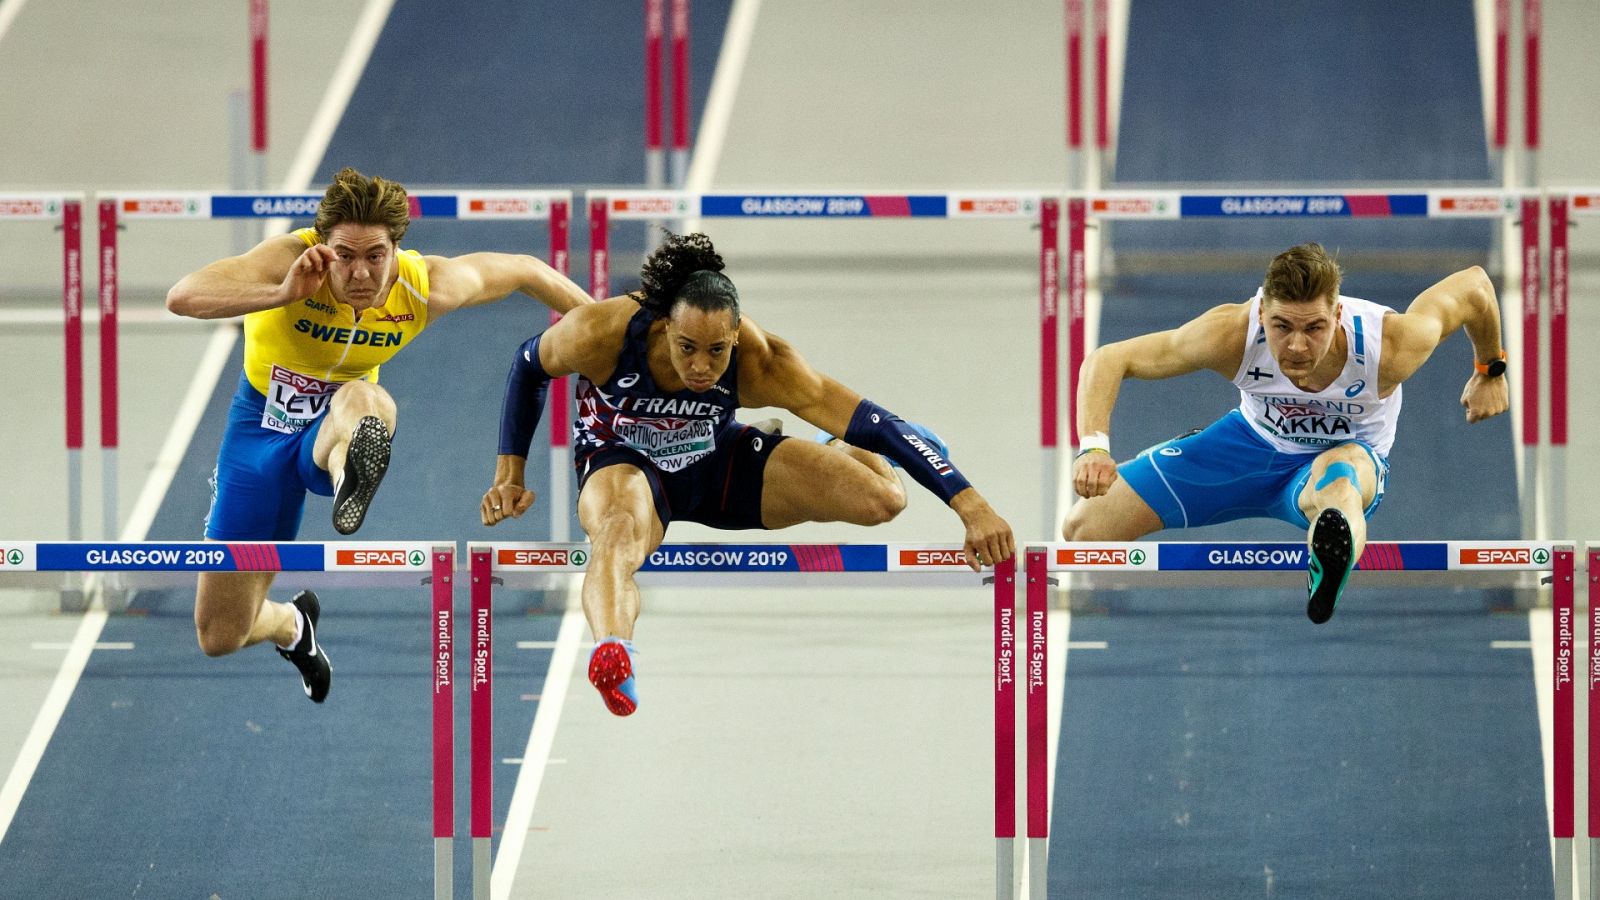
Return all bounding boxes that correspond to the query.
[617,374,640,388]
[1345,380,1365,397]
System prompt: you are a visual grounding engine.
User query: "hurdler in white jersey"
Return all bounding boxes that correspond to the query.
[1063,243,1509,624]
[1233,289,1402,456]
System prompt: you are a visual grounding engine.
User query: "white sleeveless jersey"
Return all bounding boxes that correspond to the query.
[1232,290,1402,456]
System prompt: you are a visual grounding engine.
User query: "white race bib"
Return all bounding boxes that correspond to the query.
[614,416,717,473]
[262,364,340,434]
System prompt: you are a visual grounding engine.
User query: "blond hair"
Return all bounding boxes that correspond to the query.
[1263,243,1341,305]
[313,167,411,244]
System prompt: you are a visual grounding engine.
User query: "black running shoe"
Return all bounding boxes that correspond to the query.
[332,416,391,535]
[1306,508,1355,624]
[276,591,332,702]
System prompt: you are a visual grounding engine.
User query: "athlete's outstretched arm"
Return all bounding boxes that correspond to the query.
[1379,266,1508,423]
[166,234,325,319]
[481,302,628,525]
[1073,303,1246,498]
[426,252,595,320]
[738,324,1014,569]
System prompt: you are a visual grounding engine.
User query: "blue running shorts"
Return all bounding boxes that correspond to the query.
[1117,409,1389,530]
[205,373,336,540]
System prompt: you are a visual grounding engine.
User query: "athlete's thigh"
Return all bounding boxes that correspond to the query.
[577,462,667,560]
[1062,475,1164,541]
[759,437,894,529]
[194,570,277,631]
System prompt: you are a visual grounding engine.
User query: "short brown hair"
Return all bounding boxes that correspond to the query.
[314,167,411,244]
[1263,243,1341,304]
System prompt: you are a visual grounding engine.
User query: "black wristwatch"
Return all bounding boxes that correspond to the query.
[1475,351,1507,378]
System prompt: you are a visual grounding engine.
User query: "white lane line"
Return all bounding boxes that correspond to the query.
[0,610,105,843]
[30,642,133,651]
[1493,640,1533,650]
[120,323,239,542]
[681,0,762,232]
[280,0,397,206]
[0,0,30,48]
[492,586,586,900]
[1065,640,1107,650]
[0,0,395,852]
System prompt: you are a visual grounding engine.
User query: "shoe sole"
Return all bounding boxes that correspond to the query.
[1307,509,1354,625]
[333,416,391,535]
[587,642,637,717]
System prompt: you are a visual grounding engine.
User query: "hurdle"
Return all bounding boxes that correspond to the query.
[468,541,1016,900]
[1031,539,1567,900]
[0,193,85,611]
[583,189,1063,536]
[1064,188,1544,537]
[0,539,457,898]
[93,189,575,547]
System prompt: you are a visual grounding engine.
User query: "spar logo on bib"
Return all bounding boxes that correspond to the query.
[262,365,340,434]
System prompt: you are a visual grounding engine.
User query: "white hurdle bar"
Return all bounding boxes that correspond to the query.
[584,189,1062,538]
[0,193,87,612]
[469,541,1016,900]
[93,190,575,547]
[1033,539,1569,900]
[0,540,459,900]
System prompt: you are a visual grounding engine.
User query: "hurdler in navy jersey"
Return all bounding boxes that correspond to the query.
[1064,243,1510,625]
[486,231,1016,717]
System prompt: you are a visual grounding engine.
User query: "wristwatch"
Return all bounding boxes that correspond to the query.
[1474,350,1507,378]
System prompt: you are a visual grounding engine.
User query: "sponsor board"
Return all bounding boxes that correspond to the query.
[496,547,590,569]
[1453,543,1553,568]
[119,195,208,218]
[0,543,37,571]
[1051,543,1158,570]
[462,195,551,219]
[892,547,971,569]
[607,194,690,218]
[1431,193,1515,217]
[0,197,61,219]
[326,543,433,570]
[951,195,1039,218]
[1088,194,1176,219]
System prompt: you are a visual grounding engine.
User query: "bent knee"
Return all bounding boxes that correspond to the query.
[856,481,907,526]
[195,623,246,658]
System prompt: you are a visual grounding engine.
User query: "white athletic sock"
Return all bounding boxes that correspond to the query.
[277,606,305,650]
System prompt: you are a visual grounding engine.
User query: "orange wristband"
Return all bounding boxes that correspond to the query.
[1474,350,1507,375]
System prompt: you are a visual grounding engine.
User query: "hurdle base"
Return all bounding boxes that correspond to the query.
[1026,836,1048,898]
[435,837,453,900]
[473,836,491,900]
[997,837,1016,900]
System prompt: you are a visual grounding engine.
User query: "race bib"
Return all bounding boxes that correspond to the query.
[262,364,340,434]
[614,416,716,472]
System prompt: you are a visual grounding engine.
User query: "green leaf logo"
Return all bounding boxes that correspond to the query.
[1129,549,1147,566]
[1534,548,1550,565]
[570,549,588,567]
[410,550,426,567]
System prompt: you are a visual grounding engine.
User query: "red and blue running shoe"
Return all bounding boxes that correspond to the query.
[588,638,638,716]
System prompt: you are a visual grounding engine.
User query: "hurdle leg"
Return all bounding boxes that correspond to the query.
[1025,549,1050,899]
[1555,548,1575,898]
[471,547,494,900]
[991,557,1017,900]
[431,547,456,900]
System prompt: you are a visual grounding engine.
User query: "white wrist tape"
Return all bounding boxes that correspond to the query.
[1077,431,1110,453]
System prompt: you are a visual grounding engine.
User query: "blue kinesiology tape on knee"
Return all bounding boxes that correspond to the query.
[498,334,552,456]
[842,399,972,504]
[1314,461,1361,494]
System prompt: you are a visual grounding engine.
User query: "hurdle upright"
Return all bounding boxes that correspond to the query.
[469,540,1018,900]
[0,192,85,611]
[1033,538,1566,899]
[584,189,1063,537]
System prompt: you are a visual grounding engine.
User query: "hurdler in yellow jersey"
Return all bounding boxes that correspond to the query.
[165,167,592,702]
